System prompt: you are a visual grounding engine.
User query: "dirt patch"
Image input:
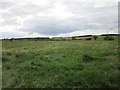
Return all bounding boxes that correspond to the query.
[106,55,119,60]
[2,50,11,52]
[2,49,28,53]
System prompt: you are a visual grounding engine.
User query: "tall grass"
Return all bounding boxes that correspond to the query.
[2,36,119,88]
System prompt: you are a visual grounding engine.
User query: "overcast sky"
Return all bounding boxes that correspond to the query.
[0,0,118,38]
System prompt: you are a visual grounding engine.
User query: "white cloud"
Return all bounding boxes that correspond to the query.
[48,2,75,19]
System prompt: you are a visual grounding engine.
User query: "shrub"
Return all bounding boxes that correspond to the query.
[72,37,76,40]
[15,53,26,58]
[83,54,94,62]
[104,36,114,40]
[2,57,9,62]
[6,66,11,70]
[6,52,12,55]
[93,36,98,40]
[86,38,91,40]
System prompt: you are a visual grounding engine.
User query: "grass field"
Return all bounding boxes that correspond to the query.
[2,36,120,88]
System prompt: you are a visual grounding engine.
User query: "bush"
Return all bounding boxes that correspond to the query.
[6,52,12,55]
[72,37,76,40]
[104,36,114,40]
[6,66,11,70]
[2,57,9,62]
[15,53,26,58]
[83,54,94,62]
[93,36,97,40]
[86,38,91,40]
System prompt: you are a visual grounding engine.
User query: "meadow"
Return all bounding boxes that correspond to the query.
[2,36,120,88]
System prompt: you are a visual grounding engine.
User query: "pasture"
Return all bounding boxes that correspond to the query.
[2,36,120,88]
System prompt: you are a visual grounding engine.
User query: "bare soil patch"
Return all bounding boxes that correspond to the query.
[2,49,28,52]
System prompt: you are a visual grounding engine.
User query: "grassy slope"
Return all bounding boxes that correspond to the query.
[2,36,120,88]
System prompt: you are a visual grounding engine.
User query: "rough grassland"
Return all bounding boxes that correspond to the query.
[2,37,120,88]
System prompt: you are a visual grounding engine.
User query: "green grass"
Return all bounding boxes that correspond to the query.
[2,36,120,88]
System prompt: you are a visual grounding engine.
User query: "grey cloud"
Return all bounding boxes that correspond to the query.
[8,2,54,17]
[1,2,16,9]
[20,16,75,35]
[1,1,54,17]
[0,18,20,26]
[2,32,24,39]
[19,2,117,35]
[0,12,21,26]
[20,11,117,35]
[0,1,54,26]
[0,1,118,38]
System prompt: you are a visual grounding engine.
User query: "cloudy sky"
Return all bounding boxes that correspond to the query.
[0,0,118,38]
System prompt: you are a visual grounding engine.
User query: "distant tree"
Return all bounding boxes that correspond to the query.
[10,38,14,41]
[93,36,97,40]
[72,37,75,40]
